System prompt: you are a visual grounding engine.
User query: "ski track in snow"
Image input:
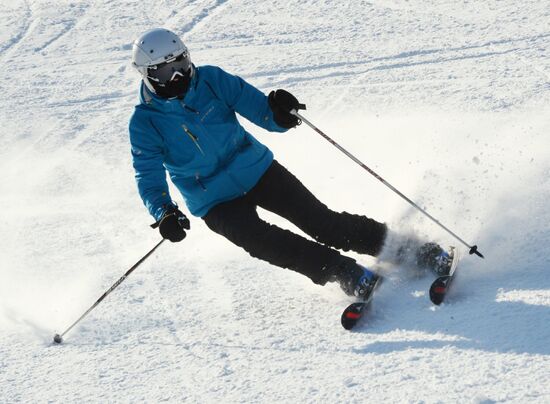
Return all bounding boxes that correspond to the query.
[0,0,32,60]
[1,0,549,402]
[178,0,232,36]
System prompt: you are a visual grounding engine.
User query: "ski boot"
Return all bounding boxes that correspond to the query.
[416,242,453,276]
[332,258,381,300]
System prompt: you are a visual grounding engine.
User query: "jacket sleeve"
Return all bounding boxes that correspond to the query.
[203,66,288,133]
[129,111,174,222]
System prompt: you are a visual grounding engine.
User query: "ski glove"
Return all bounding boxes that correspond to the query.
[158,207,190,242]
[268,89,306,129]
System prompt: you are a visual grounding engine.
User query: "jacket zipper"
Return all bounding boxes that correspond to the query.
[195,174,207,191]
[182,124,205,156]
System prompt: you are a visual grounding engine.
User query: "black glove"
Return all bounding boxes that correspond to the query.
[158,207,190,242]
[268,89,306,129]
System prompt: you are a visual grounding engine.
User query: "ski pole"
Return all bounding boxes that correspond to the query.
[53,238,166,344]
[291,110,484,259]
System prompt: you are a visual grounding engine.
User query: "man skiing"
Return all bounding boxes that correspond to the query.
[129,28,451,301]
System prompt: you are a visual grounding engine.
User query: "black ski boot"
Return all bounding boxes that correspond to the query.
[416,242,453,276]
[332,258,380,300]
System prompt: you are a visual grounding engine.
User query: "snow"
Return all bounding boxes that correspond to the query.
[1,0,549,402]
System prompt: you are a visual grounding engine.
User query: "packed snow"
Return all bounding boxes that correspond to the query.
[0,0,549,402]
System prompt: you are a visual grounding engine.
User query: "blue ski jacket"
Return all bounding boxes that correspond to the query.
[129,65,288,220]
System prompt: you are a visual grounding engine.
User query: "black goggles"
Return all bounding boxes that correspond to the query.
[147,52,192,84]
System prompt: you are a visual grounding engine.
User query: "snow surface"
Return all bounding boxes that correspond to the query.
[1,0,549,402]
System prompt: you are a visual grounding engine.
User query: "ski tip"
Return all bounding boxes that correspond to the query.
[341,302,367,330]
[429,276,451,305]
[341,314,360,330]
[342,322,356,330]
[430,286,446,305]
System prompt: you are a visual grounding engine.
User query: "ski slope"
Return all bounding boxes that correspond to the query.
[1,0,549,402]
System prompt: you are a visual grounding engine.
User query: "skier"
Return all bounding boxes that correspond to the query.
[129,28,451,301]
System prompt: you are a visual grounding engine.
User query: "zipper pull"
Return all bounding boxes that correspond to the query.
[195,173,207,191]
[182,125,206,156]
[182,125,197,140]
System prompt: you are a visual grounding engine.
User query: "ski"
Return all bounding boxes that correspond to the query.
[341,276,382,330]
[341,247,460,329]
[429,247,461,305]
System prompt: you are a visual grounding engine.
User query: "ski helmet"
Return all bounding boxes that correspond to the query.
[132,28,194,98]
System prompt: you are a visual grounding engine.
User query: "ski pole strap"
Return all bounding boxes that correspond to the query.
[150,203,180,229]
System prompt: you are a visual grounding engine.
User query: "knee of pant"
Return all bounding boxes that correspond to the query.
[300,207,340,237]
[214,219,272,253]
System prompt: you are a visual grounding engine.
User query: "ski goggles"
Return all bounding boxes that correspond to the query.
[147,52,192,84]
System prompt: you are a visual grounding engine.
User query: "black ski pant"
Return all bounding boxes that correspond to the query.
[202,160,387,285]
